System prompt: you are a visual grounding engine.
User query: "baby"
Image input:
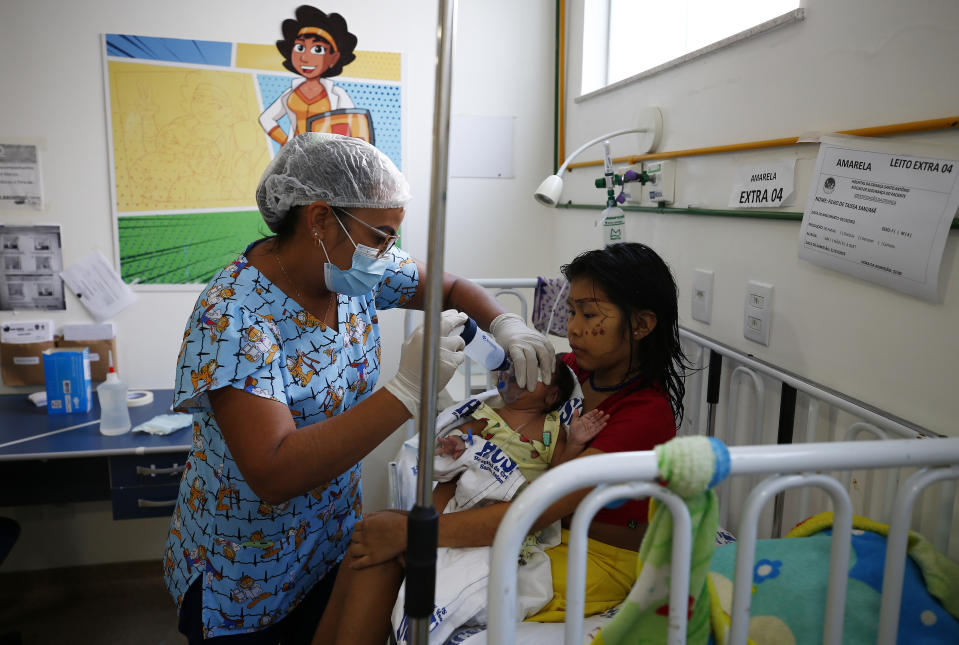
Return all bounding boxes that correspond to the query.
[313,355,611,645]
[435,353,610,480]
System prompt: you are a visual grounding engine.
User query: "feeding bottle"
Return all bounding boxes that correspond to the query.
[451,317,510,372]
[98,351,131,436]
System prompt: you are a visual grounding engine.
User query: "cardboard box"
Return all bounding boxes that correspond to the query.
[56,337,118,382]
[1,340,54,385]
[1,319,55,385]
[42,348,92,414]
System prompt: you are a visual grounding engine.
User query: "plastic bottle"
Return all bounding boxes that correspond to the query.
[451,317,510,372]
[98,351,131,436]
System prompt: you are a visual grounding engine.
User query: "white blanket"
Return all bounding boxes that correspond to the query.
[391,401,562,644]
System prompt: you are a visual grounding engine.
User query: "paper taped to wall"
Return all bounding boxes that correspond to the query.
[60,251,137,322]
[798,135,959,302]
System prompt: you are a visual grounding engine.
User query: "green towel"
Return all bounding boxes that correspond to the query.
[592,436,727,645]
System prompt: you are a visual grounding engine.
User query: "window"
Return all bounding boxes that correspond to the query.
[581,0,803,96]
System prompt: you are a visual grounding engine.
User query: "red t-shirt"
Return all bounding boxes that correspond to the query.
[562,353,676,528]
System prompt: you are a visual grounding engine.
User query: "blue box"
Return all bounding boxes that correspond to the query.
[42,348,93,415]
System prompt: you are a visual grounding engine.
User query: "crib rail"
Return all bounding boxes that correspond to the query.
[412,278,954,556]
[487,438,959,645]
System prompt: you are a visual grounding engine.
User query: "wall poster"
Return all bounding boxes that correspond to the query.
[102,8,401,286]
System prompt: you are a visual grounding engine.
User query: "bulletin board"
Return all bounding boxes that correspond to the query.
[102,33,402,286]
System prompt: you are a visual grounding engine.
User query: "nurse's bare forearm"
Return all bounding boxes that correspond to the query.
[211,386,411,504]
[408,260,505,330]
[441,275,504,330]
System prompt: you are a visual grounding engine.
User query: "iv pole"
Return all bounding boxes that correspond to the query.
[405,1,457,643]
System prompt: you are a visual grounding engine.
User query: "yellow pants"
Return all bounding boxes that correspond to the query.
[525,529,638,623]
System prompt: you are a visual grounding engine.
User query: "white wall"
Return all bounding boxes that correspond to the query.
[0,0,555,570]
[552,0,959,436]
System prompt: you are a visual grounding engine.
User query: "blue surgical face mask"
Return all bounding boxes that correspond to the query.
[319,211,390,296]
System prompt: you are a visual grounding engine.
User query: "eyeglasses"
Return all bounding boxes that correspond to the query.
[332,207,399,258]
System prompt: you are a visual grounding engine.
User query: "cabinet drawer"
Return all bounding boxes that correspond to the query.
[109,452,189,488]
[111,483,180,520]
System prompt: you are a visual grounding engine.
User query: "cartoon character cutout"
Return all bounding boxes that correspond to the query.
[260,6,373,145]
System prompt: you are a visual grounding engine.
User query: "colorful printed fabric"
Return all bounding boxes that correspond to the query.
[469,402,558,482]
[708,512,959,645]
[162,240,417,638]
[592,436,728,645]
[531,276,569,338]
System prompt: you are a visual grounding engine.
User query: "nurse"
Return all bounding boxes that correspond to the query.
[163,132,554,643]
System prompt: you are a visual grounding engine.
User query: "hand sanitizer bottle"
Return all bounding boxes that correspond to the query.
[98,351,131,436]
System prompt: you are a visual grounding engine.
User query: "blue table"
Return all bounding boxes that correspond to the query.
[0,390,191,519]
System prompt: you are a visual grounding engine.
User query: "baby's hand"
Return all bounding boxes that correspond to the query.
[567,409,610,447]
[435,435,467,459]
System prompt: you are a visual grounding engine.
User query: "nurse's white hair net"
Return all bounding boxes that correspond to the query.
[256,133,411,232]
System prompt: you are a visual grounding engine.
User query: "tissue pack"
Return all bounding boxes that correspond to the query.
[42,347,93,414]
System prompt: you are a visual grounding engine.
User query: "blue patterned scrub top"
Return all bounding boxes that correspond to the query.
[163,239,418,638]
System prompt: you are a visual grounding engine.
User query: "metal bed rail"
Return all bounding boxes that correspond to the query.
[401,278,950,554]
[487,437,959,645]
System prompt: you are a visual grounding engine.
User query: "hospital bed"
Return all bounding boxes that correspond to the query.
[394,279,959,645]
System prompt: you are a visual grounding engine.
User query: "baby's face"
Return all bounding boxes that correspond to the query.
[496,368,523,403]
[499,375,556,410]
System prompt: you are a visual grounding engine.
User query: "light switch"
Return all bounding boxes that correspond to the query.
[691,269,714,324]
[744,281,773,345]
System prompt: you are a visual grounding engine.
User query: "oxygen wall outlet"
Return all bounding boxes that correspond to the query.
[641,160,675,206]
[691,269,714,324]
[619,164,644,205]
[743,280,773,346]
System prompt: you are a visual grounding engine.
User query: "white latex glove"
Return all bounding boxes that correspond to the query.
[489,312,555,391]
[384,310,467,416]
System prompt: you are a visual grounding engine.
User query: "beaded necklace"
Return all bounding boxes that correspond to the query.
[588,372,641,392]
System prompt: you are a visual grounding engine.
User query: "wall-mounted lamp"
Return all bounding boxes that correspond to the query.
[534,107,663,206]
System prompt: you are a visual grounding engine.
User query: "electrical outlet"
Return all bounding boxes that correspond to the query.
[641,160,675,206]
[743,281,773,345]
[691,269,714,324]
